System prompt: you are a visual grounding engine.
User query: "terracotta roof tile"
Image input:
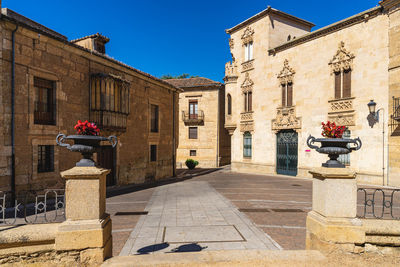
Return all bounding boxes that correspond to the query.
[165,77,222,88]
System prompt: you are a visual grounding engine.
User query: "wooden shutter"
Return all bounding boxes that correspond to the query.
[248,92,252,111]
[244,93,247,112]
[287,83,293,107]
[281,84,286,107]
[334,72,341,99]
[343,70,351,98]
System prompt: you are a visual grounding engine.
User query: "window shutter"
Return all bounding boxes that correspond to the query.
[249,42,253,60]
[334,72,341,99]
[343,69,351,98]
[287,83,293,107]
[244,44,248,61]
[281,84,286,107]
[227,94,232,115]
[248,92,252,111]
[244,93,247,112]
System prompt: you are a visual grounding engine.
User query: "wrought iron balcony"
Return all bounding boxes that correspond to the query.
[90,110,128,132]
[393,97,400,121]
[182,110,204,125]
[34,101,56,125]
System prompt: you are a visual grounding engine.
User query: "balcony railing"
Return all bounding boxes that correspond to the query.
[90,110,128,132]
[390,97,400,136]
[34,101,56,125]
[182,110,204,125]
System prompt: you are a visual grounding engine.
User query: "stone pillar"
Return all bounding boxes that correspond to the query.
[55,167,112,265]
[306,167,365,252]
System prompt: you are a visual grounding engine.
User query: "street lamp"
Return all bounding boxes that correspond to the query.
[366,99,387,185]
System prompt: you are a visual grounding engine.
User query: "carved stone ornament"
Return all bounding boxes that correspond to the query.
[241,73,254,92]
[328,113,355,126]
[329,41,355,73]
[229,38,234,50]
[272,106,301,131]
[224,123,237,135]
[277,59,295,84]
[241,27,254,45]
[240,122,254,132]
[328,97,355,126]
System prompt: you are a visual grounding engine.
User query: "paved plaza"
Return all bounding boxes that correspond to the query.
[107,169,312,255]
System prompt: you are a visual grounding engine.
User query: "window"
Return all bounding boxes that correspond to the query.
[150,145,157,162]
[244,42,253,61]
[189,100,198,119]
[38,145,54,173]
[243,91,252,112]
[334,69,351,99]
[189,127,198,139]
[227,94,232,115]
[190,150,197,156]
[281,82,293,107]
[338,130,351,165]
[243,132,252,158]
[34,77,56,125]
[151,104,159,132]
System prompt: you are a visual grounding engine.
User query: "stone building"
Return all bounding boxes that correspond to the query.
[0,7,181,193]
[224,0,400,186]
[166,78,231,168]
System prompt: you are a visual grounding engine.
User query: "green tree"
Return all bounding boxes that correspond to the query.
[160,73,198,80]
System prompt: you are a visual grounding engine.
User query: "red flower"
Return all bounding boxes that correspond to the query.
[321,121,346,138]
[74,120,100,136]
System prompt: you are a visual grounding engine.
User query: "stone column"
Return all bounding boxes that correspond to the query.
[306,167,365,252]
[55,167,112,265]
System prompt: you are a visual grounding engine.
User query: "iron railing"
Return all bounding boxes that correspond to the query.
[90,110,128,132]
[390,96,400,136]
[357,188,400,220]
[34,101,56,125]
[182,110,204,124]
[0,189,65,225]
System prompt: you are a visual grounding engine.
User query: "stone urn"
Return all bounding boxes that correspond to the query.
[306,135,362,168]
[56,134,117,167]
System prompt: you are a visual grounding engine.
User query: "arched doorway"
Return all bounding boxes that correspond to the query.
[276,130,298,176]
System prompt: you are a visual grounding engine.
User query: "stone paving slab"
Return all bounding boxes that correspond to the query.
[119,181,281,255]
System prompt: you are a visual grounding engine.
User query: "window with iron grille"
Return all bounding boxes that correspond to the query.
[243,132,252,158]
[189,127,198,139]
[151,105,159,132]
[338,130,351,165]
[150,145,157,162]
[190,150,197,156]
[38,145,54,173]
[34,77,56,125]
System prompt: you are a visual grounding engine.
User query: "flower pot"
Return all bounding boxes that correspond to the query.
[56,134,117,167]
[307,135,362,168]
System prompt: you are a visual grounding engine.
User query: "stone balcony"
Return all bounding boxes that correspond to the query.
[241,59,254,72]
[240,111,253,122]
[328,97,355,126]
[182,110,204,125]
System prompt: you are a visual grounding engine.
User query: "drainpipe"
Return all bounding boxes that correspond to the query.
[216,86,220,167]
[11,24,19,203]
[172,91,176,176]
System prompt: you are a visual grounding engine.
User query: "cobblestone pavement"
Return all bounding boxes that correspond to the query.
[119,181,281,255]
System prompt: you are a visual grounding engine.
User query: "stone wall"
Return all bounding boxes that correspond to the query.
[0,17,179,192]
[225,4,393,185]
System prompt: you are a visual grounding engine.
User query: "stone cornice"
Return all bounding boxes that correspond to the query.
[226,6,314,35]
[379,0,400,10]
[268,7,381,55]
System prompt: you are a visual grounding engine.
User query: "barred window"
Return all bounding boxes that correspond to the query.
[243,132,252,158]
[189,127,198,139]
[38,145,54,173]
[151,104,159,132]
[190,150,197,156]
[34,77,56,125]
[150,145,157,162]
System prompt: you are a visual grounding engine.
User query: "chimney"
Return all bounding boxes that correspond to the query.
[71,33,109,54]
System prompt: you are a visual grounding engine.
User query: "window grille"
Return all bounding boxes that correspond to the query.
[190,150,197,156]
[189,127,198,139]
[243,132,252,158]
[38,145,54,173]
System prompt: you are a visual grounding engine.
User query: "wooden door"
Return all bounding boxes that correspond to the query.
[98,145,116,186]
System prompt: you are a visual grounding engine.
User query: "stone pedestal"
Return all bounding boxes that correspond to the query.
[306,167,365,252]
[55,167,112,265]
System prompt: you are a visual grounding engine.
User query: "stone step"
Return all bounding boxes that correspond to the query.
[102,249,325,267]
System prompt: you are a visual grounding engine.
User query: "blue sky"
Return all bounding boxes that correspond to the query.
[3,0,379,82]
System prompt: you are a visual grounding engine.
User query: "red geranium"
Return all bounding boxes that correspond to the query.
[321,121,346,138]
[74,120,100,136]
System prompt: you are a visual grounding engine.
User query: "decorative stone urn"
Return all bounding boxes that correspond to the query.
[306,135,361,168]
[56,134,117,167]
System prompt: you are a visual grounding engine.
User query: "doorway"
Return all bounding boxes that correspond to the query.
[97,145,116,186]
[276,130,298,176]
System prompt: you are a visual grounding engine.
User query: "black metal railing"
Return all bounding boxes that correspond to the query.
[34,102,56,125]
[182,110,204,124]
[390,97,400,135]
[0,189,65,225]
[357,188,400,220]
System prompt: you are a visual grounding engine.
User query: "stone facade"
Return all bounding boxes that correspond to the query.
[166,78,231,168]
[224,2,400,186]
[0,8,180,192]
